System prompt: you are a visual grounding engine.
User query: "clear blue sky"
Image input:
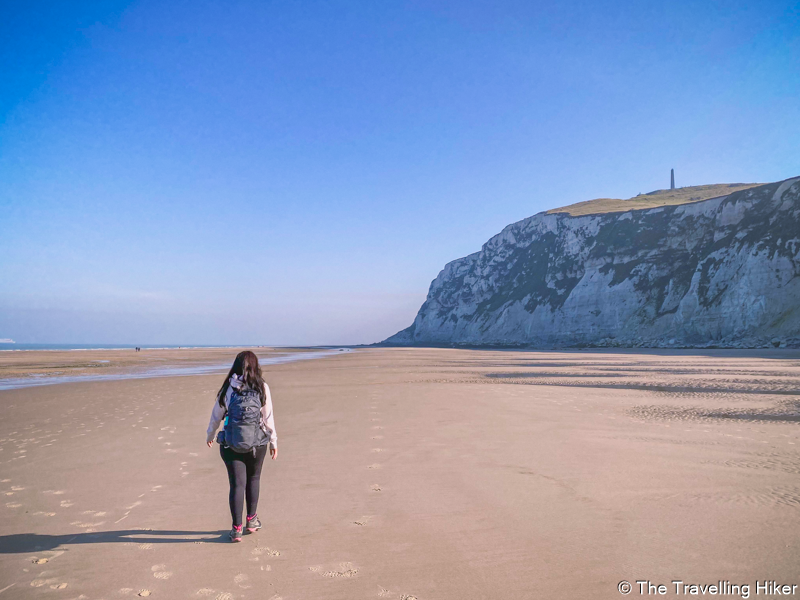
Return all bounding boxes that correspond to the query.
[1,0,798,346]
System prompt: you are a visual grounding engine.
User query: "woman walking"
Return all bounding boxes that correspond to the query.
[207,350,278,542]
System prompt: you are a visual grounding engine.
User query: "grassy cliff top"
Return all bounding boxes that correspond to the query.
[547,183,762,216]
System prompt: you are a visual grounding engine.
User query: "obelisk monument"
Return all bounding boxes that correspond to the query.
[671,169,675,190]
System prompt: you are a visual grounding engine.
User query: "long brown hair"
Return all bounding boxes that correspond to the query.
[216,350,266,408]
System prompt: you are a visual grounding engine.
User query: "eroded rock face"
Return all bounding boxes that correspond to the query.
[385,177,800,348]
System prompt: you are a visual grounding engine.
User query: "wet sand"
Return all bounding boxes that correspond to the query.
[0,347,313,386]
[1,347,799,599]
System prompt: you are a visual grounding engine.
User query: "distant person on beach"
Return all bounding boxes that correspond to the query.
[206,350,278,542]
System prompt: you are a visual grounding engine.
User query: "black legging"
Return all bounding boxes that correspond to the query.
[220,444,268,527]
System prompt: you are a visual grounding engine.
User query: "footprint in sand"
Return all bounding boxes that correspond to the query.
[234,574,251,589]
[32,511,56,517]
[152,564,173,579]
[138,543,154,550]
[353,516,372,526]
[30,578,58,587]
[40,550,65,563]
[60,501,74,507]
[138,590,151,597]
[371,484,382,492]
[71,521,105,529]
[31,550,65,566]
[371,448,383,453]
[310,562,359,578]
[378,587,391,597]
[196,592,234,600]
[372,426,383,430]
[400,595,419,600]
[372,435,384,440]
[251,546,281,557]
[50,583,68,589]
[6,502,22,508]
[367,464,381,470]
[10,486,24,491]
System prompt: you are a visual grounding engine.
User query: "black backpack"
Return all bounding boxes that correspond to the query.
[220,387,268,453]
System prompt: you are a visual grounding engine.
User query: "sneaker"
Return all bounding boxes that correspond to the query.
[246,515,262,533]
[230,525,243,542]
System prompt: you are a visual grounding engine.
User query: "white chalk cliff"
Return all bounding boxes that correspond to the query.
[385,177,800,348]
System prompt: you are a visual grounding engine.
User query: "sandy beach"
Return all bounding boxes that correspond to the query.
[1,347,799,599]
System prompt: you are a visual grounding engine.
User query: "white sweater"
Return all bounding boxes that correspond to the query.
[206,376,277,449]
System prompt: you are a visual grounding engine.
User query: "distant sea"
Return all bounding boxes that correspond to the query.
[0,343,274,352]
